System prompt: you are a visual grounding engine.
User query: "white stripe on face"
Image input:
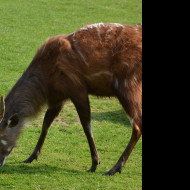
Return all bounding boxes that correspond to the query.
[1,140,7,145]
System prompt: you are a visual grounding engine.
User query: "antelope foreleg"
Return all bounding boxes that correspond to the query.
[23,104,63,163]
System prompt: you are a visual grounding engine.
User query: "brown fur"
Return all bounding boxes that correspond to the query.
[0,23,142,175]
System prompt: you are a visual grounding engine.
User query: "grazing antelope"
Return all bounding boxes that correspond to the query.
[0,23,142,175]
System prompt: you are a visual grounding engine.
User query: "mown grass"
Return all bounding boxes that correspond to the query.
[0,0,142,189]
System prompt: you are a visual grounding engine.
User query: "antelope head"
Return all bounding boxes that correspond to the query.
[0,95,18,167]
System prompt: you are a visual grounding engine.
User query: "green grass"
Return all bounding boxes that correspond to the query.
[0,0,142,189]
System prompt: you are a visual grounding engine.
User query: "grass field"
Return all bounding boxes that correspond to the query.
[0,0,142,189]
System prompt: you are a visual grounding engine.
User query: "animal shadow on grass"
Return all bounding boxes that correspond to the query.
[0,164,85,175]
[92,109,131,127]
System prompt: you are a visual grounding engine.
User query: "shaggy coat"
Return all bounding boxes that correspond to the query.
[0,23,142,175]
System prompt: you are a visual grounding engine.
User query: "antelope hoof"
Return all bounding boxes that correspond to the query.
[103,164,122,176]
[86,160,100,173]
[86,165,97,173]
[22,154,38,163]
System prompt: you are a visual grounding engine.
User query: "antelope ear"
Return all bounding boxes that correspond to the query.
[8,114,19,128]
[0,95,5,122]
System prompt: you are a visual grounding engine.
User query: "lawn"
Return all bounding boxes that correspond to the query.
[0,0,142,189]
